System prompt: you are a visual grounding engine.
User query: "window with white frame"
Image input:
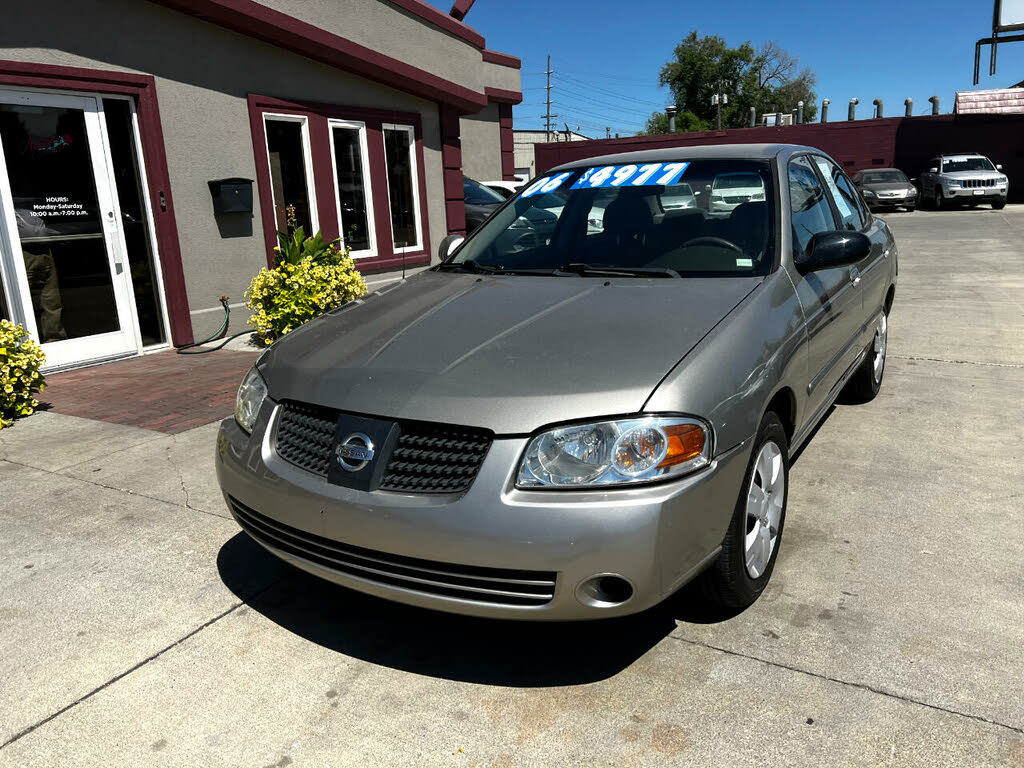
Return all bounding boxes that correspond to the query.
[263,114,318,236]
[382,123,422,252]
[328,120,375,257]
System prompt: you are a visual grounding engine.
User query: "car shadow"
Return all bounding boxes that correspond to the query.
[217,533,741,686]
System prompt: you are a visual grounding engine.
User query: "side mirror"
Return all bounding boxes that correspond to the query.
[909,177,918,185]
[437,233,465,261]
[795,231,871,274]
[928,167,938,174]
[996,163,1003,171]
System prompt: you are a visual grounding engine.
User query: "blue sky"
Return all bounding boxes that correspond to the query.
[447,0,1024,136]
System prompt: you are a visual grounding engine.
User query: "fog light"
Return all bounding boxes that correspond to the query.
[576,574,635,607]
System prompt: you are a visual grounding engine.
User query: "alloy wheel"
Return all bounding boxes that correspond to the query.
[873,313,888,383]
[744,441,785,579]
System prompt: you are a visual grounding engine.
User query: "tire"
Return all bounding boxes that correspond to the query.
[842,309,888,404]
[934,188,945,209]
[993,199,1006,210]
[904,204,916,212]
[698,412,789,609]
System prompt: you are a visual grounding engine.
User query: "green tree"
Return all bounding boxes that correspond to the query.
[643,33,817,134]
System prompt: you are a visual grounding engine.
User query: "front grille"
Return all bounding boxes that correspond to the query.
[275,401,336,476]
[228,496,556,606]
[274,401,492,494]
[724,195,749,204]
[961,178,997,188]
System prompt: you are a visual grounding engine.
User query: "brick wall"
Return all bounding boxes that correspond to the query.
[534,114,1024,202]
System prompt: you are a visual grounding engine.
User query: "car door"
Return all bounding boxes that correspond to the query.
[810,156,891,326]
[920,158,939,196]
[787,155,864,419]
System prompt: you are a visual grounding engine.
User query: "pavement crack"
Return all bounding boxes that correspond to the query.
[891,354,1024,369]
[669,634,1024,736]
[0,581,281,751]
[165,439,194,511]
[0,458,228,522]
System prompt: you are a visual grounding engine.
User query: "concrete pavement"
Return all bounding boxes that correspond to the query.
[1,207,1023,766]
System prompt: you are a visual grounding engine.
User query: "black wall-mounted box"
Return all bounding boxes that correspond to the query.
[208,178,254,215]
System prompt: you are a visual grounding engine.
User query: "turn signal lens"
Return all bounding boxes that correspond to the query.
[661,423,706,467]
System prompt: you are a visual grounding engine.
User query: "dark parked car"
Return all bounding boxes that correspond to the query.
[220,144,897,620]
[853,168,918,212]
[463,176,505,233]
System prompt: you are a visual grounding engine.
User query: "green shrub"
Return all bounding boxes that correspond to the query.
[246,229,367,345]
[0,319,46,429]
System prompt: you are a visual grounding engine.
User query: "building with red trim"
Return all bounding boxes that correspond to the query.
[0,0,521,370]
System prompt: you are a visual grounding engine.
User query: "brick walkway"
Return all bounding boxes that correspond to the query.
[41,349,259,433]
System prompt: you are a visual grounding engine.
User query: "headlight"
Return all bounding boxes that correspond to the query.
[861,189,875,197]
[235,367,267,434]
[948,180,961,187]
[516,416,712,488]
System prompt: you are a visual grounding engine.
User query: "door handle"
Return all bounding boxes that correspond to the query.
[850,267,861,287]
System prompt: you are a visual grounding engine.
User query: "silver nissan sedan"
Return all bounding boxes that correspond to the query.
[217,144,897,620]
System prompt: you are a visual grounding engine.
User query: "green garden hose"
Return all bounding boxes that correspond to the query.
[175,296,252,354]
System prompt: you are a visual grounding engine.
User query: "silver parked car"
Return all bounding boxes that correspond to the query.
[218,144,897,620]
[919,153,1008,210]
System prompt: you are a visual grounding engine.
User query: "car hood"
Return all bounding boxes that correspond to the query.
[941,170,1001,180]
[258,271,762,433]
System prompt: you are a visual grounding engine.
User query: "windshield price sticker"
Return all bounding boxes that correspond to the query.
[570,162,690,190]
[520,172,573,198]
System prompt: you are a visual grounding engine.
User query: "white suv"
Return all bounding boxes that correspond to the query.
[919,154,1008,210]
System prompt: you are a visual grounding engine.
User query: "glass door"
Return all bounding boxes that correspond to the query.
[0,89,139,369]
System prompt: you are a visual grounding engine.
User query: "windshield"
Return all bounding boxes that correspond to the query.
[860,170,908,184]
[464,177,505,205]
[942,156,995,173]
[444,159,774,278]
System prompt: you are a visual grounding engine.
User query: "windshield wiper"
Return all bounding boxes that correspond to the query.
[560,263,682,279]
[436,259,504,274]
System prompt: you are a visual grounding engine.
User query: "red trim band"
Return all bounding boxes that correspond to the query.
[0,60,193,347]
[448,0,476,23]
[147,0,488,112]
[485,86,524,105]
[482,50,522,69]
[386,0,484,47]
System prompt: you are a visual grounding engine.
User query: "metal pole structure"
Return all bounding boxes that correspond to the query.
[666,105,677,133]
[748,106,756,127]
[797,100,804,124]
[928,95,940,115]
[873,98,883,118]
[821,98,830,122]
[544,54,553,142]
[905,98,913,117]
[848,97,859,120]
[606,127,611,139]
[716,80,722,130]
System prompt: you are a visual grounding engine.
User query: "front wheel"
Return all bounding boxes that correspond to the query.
[934,188,945,209]
[698,412,789,609]
[904,204,916,212]
[993,199,1006,210]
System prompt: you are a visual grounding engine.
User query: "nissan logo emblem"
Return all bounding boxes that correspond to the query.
[335,432,375,472]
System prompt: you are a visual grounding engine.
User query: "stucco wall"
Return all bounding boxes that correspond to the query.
[255,0,485,93]
[460,104,502,181]
[1,0,448,339]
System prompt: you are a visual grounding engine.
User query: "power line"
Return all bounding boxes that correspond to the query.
[550,86,661,116]
[554,73,665,108]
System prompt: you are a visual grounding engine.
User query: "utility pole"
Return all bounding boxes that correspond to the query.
[544,54,555,142]
[711,79,729,130]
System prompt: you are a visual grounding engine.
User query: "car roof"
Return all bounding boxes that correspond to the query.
[857,168,904,173]
[549,143,818,172]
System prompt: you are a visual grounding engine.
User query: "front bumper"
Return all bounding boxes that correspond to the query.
[215,403,752,620]
[946,187,1007,201]
[865,194,917,209]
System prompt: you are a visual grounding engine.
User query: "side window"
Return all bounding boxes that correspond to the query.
[789,156,837,258]
[812,156,867,231]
